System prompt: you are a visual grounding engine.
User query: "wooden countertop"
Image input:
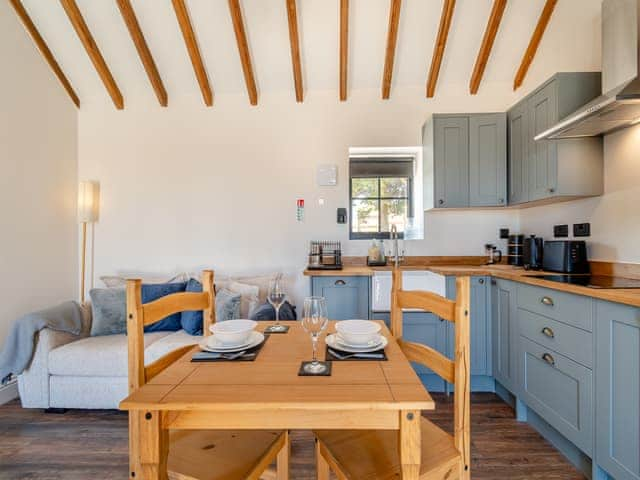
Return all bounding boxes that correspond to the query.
[304,264,640,309]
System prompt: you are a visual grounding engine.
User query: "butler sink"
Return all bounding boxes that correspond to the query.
[371,270,446,312]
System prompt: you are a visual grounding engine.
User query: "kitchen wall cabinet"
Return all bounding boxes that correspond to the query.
[311,276,369,320]
[491,279,518,392]
[595,300,640,480]
[424,113,506,209]
[507,72,603,205]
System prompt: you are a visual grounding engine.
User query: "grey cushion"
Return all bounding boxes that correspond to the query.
[89,288,126,336]
[216,289,241,322]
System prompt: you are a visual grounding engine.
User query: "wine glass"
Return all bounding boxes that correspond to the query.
[267,275,287,332]
[302,296,329,374]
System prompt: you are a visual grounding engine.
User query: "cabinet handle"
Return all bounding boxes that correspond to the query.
[438,199,444,205]
[548,188,556,194]
[334,279,346,286]
[541,327,555,338]
[540,296,554,306]
[542,352,555,366]
[498,198,504,204]
[491,279,497,286]
[479,279,485,285]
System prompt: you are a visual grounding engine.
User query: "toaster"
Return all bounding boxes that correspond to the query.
[542,240,589,274]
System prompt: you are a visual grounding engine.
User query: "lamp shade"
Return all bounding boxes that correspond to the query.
[78,180,99,223]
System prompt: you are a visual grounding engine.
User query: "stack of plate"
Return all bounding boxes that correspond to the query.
[199,319,265,353]
[326,320,388,353]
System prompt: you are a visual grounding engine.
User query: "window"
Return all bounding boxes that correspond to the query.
[349,157,414,240]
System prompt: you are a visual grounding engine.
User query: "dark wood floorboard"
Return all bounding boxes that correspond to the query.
[0,393,585,479]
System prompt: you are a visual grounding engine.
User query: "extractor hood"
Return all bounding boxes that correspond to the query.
[536,0,640,140]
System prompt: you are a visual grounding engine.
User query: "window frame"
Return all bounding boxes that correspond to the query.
[349,174,413,240]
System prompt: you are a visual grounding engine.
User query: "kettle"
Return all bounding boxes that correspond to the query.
[523,235,544,270]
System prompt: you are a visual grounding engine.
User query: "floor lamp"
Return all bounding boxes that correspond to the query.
[78,181,99,303]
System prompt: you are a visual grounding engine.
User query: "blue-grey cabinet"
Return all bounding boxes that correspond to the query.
[595,300,640,480]
[469,114,507,207]
[491,279,518,392]
[507,100,528,205]
[434,116,469,208]
[446,276,492,378]
[311,276,369,320]
[425,113,506,209]
[507,72,603,205]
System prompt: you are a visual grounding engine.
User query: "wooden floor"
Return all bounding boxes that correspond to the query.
[0,393,584,480]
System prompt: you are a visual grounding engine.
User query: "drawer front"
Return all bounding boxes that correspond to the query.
[517,284,593,331]
[311,276,369,320]
[518,309,593,368]
[520,336,593,455]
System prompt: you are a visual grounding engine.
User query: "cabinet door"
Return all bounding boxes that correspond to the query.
[528,81,558,201]
[507,102,528,204]
[311,276,369,320]
[434,116,469,208]
[595,301,640,480]
[447,276,491,376]
[469,114,507,207]
[492,279,518,392]
[404,312,449,376]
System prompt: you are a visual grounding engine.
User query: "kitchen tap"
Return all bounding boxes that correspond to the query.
[390,225,404,268]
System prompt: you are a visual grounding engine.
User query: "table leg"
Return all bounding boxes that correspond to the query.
[399,410,421,479]
[139,410,168,480]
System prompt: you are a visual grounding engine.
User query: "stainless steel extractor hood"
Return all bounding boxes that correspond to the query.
[536,0,640,140]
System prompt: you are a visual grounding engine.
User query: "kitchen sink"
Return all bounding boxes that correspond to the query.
[371,270,447,312]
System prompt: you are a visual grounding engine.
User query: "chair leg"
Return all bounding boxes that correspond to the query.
[276,430,290,480]
[316,439,330,480]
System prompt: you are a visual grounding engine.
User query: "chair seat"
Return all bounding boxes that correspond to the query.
[315,417,462,480]
[168,429,285,480]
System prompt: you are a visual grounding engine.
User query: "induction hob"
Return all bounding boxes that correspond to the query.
[528,275,640,289]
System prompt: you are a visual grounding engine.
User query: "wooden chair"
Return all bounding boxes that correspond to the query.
[126,270,289,480]
[314,268,471,480]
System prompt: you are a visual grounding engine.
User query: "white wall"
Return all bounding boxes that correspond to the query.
[78,86,522,306]
[0,2,78,344]
[520,126,640,263]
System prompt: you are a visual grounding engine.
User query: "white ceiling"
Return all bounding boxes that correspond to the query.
[18,0,602,107]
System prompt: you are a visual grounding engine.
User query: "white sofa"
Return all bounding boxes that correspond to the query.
[17,305,200,409]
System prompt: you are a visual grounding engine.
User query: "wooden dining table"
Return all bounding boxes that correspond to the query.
[120,320,435,479]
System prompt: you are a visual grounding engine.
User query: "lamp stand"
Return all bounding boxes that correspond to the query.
[81,221,87,304]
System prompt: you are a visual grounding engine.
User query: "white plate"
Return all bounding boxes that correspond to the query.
[326,333,388,353]
[199,331,264,353]
[336,333,385,350]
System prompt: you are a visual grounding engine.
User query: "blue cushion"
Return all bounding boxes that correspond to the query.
[180,278,204,335]
[143,282,188,332]
[90,288,126,336]
[180,280,242,335]
[249,301,297,321]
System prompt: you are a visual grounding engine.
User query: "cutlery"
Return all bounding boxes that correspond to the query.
[328,348,385,360]
[197,350,256,360]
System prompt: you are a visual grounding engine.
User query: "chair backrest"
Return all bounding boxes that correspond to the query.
[126,270,215,393]
[390,268,471,473]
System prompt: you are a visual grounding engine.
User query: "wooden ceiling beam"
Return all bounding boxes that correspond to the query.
[426,0,456,98]
[9,0,80,108]
[285,0,303,102]
[513,0,558,90]
[340,0,349,101]
[171,0,213,106]
[59,0,123,109]
[382,0,402,99]
[116,0,167,107]
[228,0,258,106]
[470,0,507,95]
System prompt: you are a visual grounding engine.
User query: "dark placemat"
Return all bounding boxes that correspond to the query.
[325,345,388,361]
[191,334,270,363]
[263,324,290,334]
[298,361,332,376]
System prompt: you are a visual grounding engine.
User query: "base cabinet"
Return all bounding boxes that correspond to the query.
[310,276,369,320]
[595,301,640,480]
[491,279,518,392]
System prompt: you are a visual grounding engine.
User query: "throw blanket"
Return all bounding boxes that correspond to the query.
[0,301,83,384]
